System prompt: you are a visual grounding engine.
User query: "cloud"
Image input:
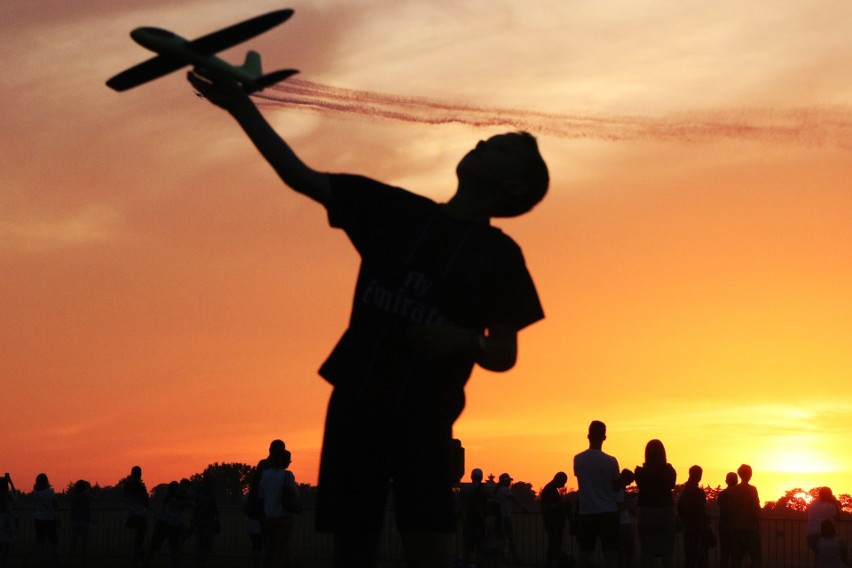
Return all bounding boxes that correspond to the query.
[0,204,121,252]
[254,80,852,148]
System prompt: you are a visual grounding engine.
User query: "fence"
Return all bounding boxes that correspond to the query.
[4,504,849,567]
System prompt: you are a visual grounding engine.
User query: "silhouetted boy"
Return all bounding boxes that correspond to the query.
[717,471,738,568]
[124,466,150,567]
[541,472,569,567]
[459,468,489,568]
[728,464,761,568]
[573,420,620,568]
[189,71,547,567]
[678,465,709,568]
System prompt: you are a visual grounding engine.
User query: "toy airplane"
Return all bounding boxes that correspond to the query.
[106,8,298,93]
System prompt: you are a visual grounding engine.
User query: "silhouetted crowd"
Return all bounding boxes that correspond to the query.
[455,421,849,568]
[0,439,300,568]
[2,429,848,568]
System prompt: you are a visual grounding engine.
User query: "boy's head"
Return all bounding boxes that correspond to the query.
[455,131,549,217]
[688,465,703,483]
[587,420,607,444]
[737,464,752,482]
[818,486,834,501]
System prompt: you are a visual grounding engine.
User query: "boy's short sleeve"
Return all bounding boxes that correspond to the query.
[485,239,544,332]
[326,173,433,256]
[326,174,387,229]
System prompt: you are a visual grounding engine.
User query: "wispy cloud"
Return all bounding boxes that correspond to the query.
[0,205,121,252]
[255,80,852,148]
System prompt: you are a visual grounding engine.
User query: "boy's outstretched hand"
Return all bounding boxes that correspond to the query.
[187,69,251,114]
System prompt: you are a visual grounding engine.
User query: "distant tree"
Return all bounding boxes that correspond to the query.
[837,494,852,513]
[766,488,811,513]
[62,479,95,496]
[704,484,722,503]
[190,462,255,498]
[510,481,537,511]
[149,483,171,504]
[761,489,852,514]
[95,483,127,502]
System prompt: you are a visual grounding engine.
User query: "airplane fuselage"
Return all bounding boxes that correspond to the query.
[130,27,259,86]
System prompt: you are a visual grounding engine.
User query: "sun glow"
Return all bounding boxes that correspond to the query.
[762,445,835,475]
[794,492,814,506]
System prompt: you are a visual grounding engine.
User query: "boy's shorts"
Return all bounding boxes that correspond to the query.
[576,512,619,552]
[316,389,456,535]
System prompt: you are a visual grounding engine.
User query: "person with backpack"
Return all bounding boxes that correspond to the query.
[259,447,300,568]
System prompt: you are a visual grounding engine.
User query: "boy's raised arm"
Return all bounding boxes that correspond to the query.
[187,71,331,206]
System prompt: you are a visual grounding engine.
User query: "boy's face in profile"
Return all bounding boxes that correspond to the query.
[454,132,548,217]
[456,134,529,189]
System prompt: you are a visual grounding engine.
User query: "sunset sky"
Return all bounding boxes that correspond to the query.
[3,0,851,504]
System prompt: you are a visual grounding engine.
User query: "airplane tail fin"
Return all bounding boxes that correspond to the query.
[245,69,300,93]
[240,50,263,77]
[239,51,298,93]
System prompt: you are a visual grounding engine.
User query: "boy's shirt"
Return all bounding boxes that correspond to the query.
[573,448,620,515]
[728,483,761,531]
[319,174,543,420]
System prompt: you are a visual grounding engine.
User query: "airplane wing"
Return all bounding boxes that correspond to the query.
[106,55,185,92]
[187,9,293,55]
[106,8,294,92]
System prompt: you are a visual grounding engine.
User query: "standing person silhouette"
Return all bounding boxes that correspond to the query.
[259,447,299,568]
[459,468,489,568]
[814,519,849,568]
[716,472,738,568]
[678,466,709,568]
[32,473,60,567]
[728,465,761,568]
[189,71,547,568]
[124,466,150,567]
[495,473,526,564]
[244,439,288,561]
[807,487,840,554]
[144,480,193,568]
[573,420,620,568]
[616,468,637,568]
[68,479,96,566]
[192,471,219,568]
[0,474,17,568]
[634,440,676,568]
[541,471,569,568]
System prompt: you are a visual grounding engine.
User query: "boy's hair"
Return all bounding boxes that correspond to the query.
[497,131,549,217]
[588,420,606,441]
[688,465,703,481]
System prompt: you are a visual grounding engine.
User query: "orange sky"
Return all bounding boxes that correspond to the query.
[2,0,851,503]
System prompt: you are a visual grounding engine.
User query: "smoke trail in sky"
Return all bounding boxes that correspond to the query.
[255,79,852,148]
